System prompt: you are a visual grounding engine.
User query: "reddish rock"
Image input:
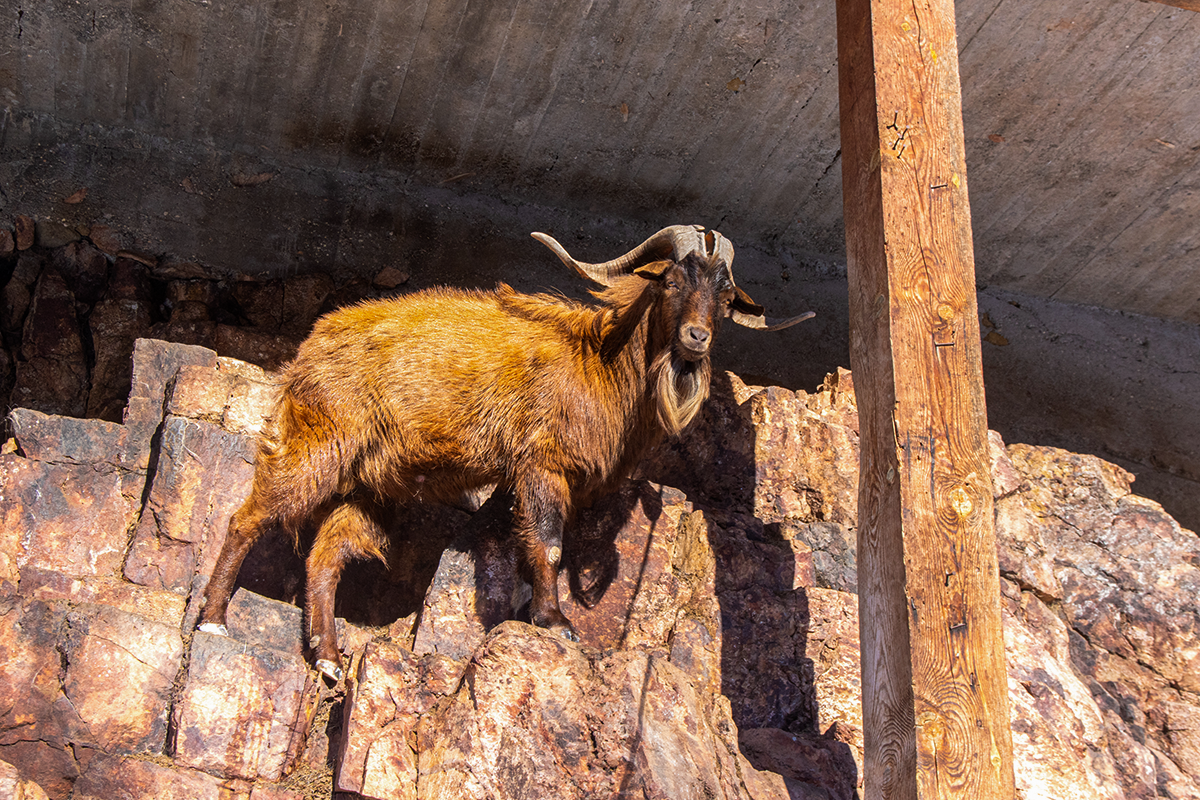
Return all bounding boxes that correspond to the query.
[20,569,185,626]
[0,758,51,800]
[989,429,1025,499]
[86,295,154,422]
[13,270,88,418]
[85,224,122,256]
[13,215,34,251]
[0,468,19,587]
[665,597,723,701]
[0,340,1196,800]
[0,228,13,257]
[748,382,859,528]
[1162,702,1200,788]
[222,588,305,660]
[33,221,80,250]
[61,603,183,754]
[250,786,307,800]
[231,274,332,333]
[336,641,465,798]
[147,316,218,352]
[72,755,225,800]
[803,588,864,775]
[1,251,44,336]
[123,416,257,599]
[52,241,109,307]
[718,583,814,733]
[166,359,279,436]
[995,441,1200,794]
[411,493,523,660]
[104,256,154,302]
[215,324,301,371]
[638,371,758,511]
[372,266,410,289]
[738,728,858,800]
[641,368,858,534]
[280,273,334,333]
[152,256,208,279]
[217,359,279,434]
[0,599,77,799]
[413,481,711,660]
[416,622,764,800]
[1001,584,1125,800]
[0,348,12,430]
[8,409,124,466]
[0,455,139,580]
[85,259,155,421]
[323,502,469,635]
[781,519,857,593]
[121,338,219,472]
[559,482,703,651]
[166,278,218,312]
[173,630,318,781]
[705,512,795,595]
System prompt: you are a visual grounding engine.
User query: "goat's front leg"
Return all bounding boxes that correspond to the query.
[515,473,578,642]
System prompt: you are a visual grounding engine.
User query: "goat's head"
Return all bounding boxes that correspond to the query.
[532,225,814,434]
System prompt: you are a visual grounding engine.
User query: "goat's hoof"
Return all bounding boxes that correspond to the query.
[315,659,344,683]
[197,622,229,637]
[560,627,580,643]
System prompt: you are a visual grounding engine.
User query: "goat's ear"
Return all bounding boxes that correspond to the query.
[633,260,673,280]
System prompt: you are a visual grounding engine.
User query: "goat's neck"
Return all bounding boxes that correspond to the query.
[594,287,656,387]
[597,292,708,438]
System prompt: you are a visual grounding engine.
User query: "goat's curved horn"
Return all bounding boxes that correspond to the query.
[705,229,817,331]
[531,225,707,286]
[732,308,817,331]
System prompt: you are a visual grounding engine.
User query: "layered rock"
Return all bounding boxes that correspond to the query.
[992,441,1200,800]
[0,222,373,432]
[0,335,1195,799]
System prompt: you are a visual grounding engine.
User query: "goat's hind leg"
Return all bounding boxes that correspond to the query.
[306,498,388,682]
[197,497,272,636]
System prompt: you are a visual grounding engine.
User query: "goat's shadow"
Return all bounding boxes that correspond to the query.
[439,482,648,645]
[637,370,859,798]
[232,501,465,628]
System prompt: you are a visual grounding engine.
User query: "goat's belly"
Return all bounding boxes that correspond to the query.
[360,461,500,506]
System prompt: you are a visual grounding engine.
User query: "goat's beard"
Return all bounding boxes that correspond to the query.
[651,349,712,437]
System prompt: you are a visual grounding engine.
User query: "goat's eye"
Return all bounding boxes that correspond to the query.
[665,280,678,290]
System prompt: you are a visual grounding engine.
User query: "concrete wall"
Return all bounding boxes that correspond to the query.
[3,0,1198,322]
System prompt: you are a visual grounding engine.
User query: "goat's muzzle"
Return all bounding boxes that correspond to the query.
[678,323,712,361]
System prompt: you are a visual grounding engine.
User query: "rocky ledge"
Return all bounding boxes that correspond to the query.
[0,339,1196,799]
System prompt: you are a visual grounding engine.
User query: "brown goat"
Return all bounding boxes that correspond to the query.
[197,225,812,680]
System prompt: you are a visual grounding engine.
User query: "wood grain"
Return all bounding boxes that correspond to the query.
[836,0,1016,797]
[1147,0,1200,12]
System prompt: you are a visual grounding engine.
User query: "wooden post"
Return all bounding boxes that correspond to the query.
[835,0,1016,797]
[1146,0,1200,12]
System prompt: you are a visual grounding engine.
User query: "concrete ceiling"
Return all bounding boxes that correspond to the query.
[1,0,1198,323]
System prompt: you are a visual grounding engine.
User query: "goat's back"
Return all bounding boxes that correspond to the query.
[268,285,650,509]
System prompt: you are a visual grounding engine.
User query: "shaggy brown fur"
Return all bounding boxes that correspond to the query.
[198,250,737,678]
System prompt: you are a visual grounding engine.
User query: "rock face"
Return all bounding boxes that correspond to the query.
[992,441,1200,800]
[0,337,1197,799]
[0,224,382,433]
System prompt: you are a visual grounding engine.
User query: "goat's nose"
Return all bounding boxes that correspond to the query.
[685,325,710,347]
